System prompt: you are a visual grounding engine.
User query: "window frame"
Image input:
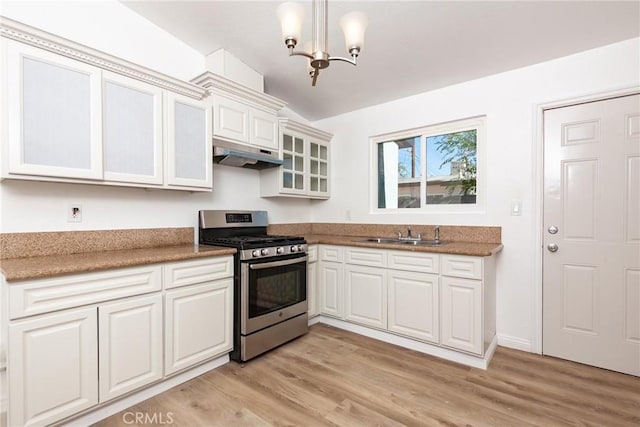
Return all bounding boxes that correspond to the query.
[370,116,486,214]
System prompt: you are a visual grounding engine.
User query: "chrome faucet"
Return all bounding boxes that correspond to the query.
[434,225,440,243]
[397,226,422,241]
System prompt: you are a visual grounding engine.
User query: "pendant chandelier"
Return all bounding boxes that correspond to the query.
[277,0,368,86]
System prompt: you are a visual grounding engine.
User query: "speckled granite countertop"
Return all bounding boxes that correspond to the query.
[303,234,503,257]
[0,244,236,282]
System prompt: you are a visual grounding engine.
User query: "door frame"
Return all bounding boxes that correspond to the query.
[532,86,640,354]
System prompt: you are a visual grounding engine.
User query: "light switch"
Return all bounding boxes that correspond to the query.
[511,199,522,216]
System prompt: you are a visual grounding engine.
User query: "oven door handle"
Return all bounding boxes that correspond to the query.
[248,255,308,270]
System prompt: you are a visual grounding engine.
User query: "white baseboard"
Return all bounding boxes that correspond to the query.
[497,333,533,352]
[314,316,496,370]
[64,354,230,426]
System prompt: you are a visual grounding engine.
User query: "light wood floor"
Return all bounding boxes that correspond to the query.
[95,324,640,426]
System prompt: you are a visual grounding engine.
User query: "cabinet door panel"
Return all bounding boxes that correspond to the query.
[165,279,233,375]
[344,265,386,329]
[388,270,439,343]
[8,307,98,427]
[319,261,343,318]
[166,93,212,188]
[307,262,318,318]
[7,42,102,179]
[250,108,278,150]
[213,95,249,143]
[98,294,163,402]
[103,71,163,184]
[441,277,483,355]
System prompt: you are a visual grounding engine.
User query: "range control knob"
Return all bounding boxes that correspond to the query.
[251,250,260,257]
[290,245,298,252]
[297,245,305,252]
[276,247,284,254]
[261,248,269,256]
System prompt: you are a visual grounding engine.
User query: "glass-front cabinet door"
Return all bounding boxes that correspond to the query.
[261,118,332,199]
[281,132,307,194]
[308,140,329,197]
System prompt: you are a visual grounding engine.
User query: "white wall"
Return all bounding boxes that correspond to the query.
[0,0,311,233]
[312,38,640,351]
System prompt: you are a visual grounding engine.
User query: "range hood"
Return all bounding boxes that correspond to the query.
[213,140,283,170]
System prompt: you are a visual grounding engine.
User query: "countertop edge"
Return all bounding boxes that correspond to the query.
[305,235,503,257]
[1,245,236,283]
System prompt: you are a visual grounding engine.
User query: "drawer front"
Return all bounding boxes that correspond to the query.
[388,250,439,274]
[345,248,386,267]
[441,255,483,280]
[164,256,233,289]
[319,245,343,262]
[308,245,318,263]
[9,265,162,320]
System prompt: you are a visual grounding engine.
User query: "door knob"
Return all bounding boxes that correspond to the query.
[548,225,558,234]
[547,243,559,252]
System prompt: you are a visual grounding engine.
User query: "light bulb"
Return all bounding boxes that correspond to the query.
[340,11,368,54]
[277,2,305,47]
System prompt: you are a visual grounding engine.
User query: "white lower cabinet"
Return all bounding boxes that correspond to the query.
[98,294,163,402]
[344,265,387,329]
[388,270,439,343]
[319,261,344,318]
[316,245,495,359]
[440,276,483,355]
[8,307,98,427]
[164,279,233,375]
[4,256,234,426]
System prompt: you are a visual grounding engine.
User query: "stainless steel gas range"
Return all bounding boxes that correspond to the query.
[199,210,308,362]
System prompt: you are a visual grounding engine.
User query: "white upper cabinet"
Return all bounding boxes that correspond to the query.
[192,72,286,152]
[166,92,212,189]
[6,41,103,180]
[1,20,211,191]
[261,118,333,199]
[102,71,163,185]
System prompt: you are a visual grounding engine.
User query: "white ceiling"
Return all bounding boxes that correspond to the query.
[121,1,640,121]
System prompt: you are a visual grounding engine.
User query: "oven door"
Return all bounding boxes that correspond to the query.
[240,253,308,335]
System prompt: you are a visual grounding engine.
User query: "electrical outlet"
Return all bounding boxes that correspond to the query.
[68,204,82,223]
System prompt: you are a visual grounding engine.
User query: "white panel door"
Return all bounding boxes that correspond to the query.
[7,41,102,179]
[388,270,439,343]
[543,94,640,376]
[319,261,343,318]
[165,279,233,375]
[440,276,483,355]
[344,265,387,329]
[102,71,163,185]
[8,307,98,427]
[166,92,212,189]
[98,294,163,402]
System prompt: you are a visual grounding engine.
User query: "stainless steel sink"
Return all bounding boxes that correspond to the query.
[355,237,447,246]
[357,237,403,244]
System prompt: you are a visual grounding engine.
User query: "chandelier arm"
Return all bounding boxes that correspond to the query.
[289,49,314,60]
[327,55,358,66]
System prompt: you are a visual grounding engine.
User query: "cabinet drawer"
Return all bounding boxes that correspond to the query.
[388,250,439,274]
[164,256,233,289]
[319,245,343,262]
[308,245,318,263]
[9,265,162,320]
[441,255,482,280]
[345,248,386,267]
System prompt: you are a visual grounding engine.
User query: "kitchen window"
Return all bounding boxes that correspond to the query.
[372,116,485,211]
